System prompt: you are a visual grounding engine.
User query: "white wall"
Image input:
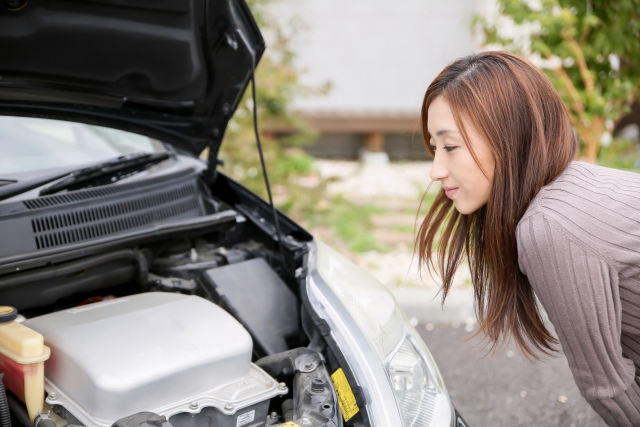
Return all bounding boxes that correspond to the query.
[269,0,479,115]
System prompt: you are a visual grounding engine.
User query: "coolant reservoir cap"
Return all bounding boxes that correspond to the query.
[0,306,17,323]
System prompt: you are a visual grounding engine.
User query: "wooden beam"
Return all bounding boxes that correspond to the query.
[364,131,385,152]
[262,112,421,134]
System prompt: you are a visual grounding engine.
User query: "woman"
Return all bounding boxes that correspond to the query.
[418,51,640,426]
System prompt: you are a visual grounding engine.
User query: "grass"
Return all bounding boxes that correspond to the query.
[391,224,416,233]
[300,194,388,253]
[326,196,386,253]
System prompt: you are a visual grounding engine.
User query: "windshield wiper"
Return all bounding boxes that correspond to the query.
[39,152,171,196]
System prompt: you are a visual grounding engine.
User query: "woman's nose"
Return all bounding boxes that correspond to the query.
[429,152,448,181]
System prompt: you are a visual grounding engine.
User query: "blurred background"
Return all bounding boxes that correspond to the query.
[214,1,640,425]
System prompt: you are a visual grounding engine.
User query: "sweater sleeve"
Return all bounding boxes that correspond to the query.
[517,212,640,427]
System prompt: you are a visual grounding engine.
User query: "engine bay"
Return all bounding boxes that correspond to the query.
[0,172,352,427]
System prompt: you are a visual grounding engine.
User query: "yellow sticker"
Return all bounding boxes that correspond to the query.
[330,367,359,422]
[278,423,300,427]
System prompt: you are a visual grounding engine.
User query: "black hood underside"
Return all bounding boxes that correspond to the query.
[0,0,264,157]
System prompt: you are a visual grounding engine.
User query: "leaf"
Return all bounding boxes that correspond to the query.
[472,0,640,162]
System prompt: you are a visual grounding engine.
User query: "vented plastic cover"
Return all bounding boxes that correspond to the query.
[0,169,206,262]
[31,182,200,249]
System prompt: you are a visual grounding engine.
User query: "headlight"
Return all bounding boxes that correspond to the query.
[307,241,454,427]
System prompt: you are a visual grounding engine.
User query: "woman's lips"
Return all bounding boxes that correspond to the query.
[444,187,458,198]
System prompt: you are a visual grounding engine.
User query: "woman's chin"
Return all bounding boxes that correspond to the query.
[452,200,481,215]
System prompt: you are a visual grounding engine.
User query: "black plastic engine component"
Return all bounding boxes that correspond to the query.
[151,240,268,280]
[199,257,298,357]
[112,412,173,427]
[151,241,227,280]
[0,249,148,311]
[257,348,342,427]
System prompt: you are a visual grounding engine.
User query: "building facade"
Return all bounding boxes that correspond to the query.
[269,0,478,161]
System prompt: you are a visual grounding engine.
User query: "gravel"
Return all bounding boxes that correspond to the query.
[315,159,436,200]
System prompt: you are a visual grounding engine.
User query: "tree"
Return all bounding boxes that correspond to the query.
[475,0,640,163]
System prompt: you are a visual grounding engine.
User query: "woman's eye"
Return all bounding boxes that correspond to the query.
[444,146,458,152]
[429,145,437,151]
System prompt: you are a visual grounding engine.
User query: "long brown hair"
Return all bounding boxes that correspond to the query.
[417,51,576,359]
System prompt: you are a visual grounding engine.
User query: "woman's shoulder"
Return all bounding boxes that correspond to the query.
[555,160,640,185]
[517,162,640,270]
[521,161,640,222]
[539,161,640,195]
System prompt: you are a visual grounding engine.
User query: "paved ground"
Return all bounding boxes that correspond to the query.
[418,323,607,427]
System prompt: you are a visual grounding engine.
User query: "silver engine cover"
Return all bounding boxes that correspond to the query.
[25,293,285,427]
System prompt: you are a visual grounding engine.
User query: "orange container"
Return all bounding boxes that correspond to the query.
[0,320,50,421]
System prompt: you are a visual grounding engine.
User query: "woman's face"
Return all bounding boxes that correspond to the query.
[427,96,495,215]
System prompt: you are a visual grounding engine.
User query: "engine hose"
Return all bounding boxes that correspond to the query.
[132,249,149,288]
[281,399,294,422]
[0,249,149,290]
[0,373,12,427]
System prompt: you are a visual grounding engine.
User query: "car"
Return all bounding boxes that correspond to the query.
[0,1,467,427]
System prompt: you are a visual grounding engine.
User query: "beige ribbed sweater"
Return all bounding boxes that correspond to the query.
[517,162,640,427]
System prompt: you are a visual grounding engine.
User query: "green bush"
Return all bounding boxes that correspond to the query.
[598,138,640,171]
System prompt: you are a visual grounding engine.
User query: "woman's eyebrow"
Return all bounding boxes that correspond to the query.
[427,129,460,137]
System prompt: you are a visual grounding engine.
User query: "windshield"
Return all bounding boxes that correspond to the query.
[0,116,165,175]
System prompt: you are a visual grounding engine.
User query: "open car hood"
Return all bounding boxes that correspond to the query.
[0,0,264,158]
